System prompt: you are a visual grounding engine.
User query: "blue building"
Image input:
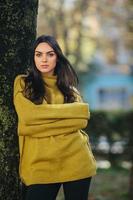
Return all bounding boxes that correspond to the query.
[80,65,133,111]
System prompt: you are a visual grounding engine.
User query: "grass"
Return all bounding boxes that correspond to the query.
[56,167,130,200]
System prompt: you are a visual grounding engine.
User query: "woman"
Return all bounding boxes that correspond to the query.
[13,35,96,200]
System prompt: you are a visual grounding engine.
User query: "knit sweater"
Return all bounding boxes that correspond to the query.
[13,74,97,185]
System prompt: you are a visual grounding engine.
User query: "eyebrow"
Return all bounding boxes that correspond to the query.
[35,50,55,54]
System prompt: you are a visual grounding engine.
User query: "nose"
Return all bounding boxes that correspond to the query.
[42,54,47,62]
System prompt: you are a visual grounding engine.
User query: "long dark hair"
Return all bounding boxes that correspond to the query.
[23,35,79,104]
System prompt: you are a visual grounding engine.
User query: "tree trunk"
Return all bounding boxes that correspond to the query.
[0,0,38,199]
[129,161,133,200]
[73,0,89,68]
[126,112,133,200]
[129,121,133,200]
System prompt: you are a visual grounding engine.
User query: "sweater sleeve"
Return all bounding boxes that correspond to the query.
[19,118,88,137]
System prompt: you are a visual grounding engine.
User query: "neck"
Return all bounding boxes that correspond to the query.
[42,73,57,88]
[41,73,64,104]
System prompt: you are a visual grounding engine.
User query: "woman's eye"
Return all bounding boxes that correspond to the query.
[48,53,54,57]
[36,54,41,57]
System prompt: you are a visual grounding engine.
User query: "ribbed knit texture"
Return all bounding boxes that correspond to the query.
[13,74,97,185]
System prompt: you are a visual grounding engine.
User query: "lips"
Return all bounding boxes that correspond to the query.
[41,65,49,67]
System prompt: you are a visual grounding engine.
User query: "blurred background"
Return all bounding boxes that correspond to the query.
[37,0,133,199]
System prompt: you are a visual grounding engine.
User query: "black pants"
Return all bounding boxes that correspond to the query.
[21,177,91,200]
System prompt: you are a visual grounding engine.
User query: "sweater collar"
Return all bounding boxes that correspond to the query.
[42,74,57,87]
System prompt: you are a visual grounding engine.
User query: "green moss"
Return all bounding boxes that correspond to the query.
[0,0,38,199]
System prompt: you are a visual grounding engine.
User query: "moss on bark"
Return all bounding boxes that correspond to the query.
[0,0,38,199]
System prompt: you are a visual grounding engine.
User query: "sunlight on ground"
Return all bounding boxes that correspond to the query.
[97,160,132,170]
[97,160,111,169]
[121,161,132,169]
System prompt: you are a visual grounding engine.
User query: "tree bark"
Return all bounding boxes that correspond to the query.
[129,161,133,200]
[128,113,133,200]
[0,0,38,199]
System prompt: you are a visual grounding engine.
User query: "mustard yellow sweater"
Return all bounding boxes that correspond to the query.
[13,74,96,186]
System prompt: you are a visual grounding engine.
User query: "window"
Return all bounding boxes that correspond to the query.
[98,88,127,109]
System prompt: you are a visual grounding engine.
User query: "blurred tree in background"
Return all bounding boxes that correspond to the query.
[38,0,97,70]
[0,0,38,199]
[38,0,132,72]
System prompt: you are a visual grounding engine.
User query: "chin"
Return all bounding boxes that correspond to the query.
[40,69,50,73]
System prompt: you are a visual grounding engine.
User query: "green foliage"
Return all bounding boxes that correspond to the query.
[90,167,129,200]
[86,110,132,142]
[85,110,133,167]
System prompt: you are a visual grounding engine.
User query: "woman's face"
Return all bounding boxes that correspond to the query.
[34,42,57,76]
